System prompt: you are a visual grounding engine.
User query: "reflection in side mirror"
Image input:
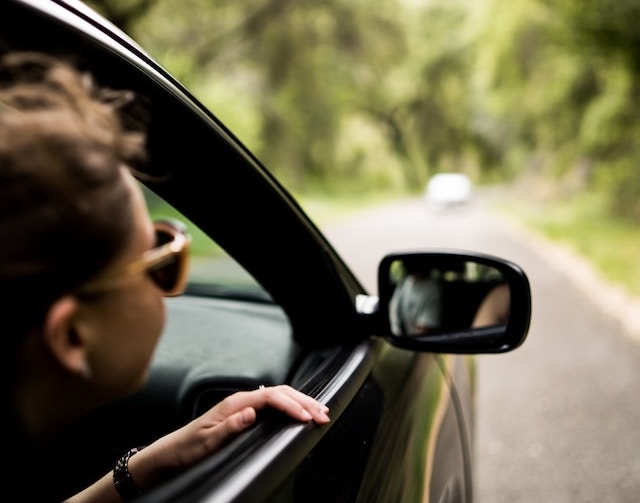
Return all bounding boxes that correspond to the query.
[389,257,508,335]
[471,282,510,329]
[378,251,531,353]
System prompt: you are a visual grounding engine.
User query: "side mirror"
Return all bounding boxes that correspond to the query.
[377,251,531,353]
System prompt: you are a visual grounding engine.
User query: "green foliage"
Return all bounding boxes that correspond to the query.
[95,0,639,221]
[86,0,157,33]
[547,0,640,70]
[580,64,635,156]
[595,159,640,222]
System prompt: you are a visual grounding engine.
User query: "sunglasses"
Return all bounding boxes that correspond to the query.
[78,219,191,297]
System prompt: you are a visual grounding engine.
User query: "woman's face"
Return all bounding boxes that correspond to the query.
[77,169,166,398]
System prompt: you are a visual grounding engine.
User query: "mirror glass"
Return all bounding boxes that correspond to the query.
[387,257,511,337]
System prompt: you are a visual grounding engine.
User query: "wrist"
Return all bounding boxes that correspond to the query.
[113,447,145,501]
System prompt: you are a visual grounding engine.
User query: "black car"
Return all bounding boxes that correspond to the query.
[0,1,532,502]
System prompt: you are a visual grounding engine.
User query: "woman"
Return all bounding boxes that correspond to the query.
[0,51,329,502]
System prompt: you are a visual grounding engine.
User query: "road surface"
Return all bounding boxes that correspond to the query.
[322,195,640,503]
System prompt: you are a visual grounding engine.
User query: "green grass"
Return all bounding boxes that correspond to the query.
[495,191,640,297]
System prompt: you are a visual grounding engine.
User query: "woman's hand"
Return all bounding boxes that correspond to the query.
[129,385,330,488]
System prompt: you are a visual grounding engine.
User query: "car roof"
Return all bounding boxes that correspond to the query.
[1,0,367,347]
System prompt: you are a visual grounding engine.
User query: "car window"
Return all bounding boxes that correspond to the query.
[141,183,270,301]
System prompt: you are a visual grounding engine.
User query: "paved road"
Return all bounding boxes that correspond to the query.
[322,195,640,503]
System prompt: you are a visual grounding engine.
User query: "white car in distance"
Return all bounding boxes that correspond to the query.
[425,172,473,210]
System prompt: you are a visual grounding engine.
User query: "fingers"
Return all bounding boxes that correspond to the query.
[216,385,330,425]
[138,387,329,480]
[259,385,331,424]
[206,407,257,451]
[196,386,329,457]
[143,407,260,473]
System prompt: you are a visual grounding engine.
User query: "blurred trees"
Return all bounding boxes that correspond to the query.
[479,0,640,221]
[88,0,639,221]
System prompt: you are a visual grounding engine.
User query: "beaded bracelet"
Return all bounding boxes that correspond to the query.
[113,447,144,501]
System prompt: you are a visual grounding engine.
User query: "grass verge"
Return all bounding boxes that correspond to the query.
[495,191,640,297]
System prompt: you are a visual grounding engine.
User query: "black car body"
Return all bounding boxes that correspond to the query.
[0,1,532,502]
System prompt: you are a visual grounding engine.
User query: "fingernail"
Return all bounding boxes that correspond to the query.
[241,409,254,425]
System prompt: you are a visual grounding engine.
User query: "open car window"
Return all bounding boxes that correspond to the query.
[141,183,273,303]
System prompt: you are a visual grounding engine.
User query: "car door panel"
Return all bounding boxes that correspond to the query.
[267,346,471,503]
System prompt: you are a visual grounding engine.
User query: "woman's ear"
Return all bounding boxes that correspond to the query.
[42,296,92,379]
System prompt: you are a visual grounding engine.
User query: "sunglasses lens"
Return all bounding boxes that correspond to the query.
[148,259,178,293]
[148,228,184,295]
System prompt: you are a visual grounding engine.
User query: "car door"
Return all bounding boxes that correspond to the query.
[129,312,469,503]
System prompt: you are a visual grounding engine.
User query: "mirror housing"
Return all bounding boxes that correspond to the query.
[375,250,531,353]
